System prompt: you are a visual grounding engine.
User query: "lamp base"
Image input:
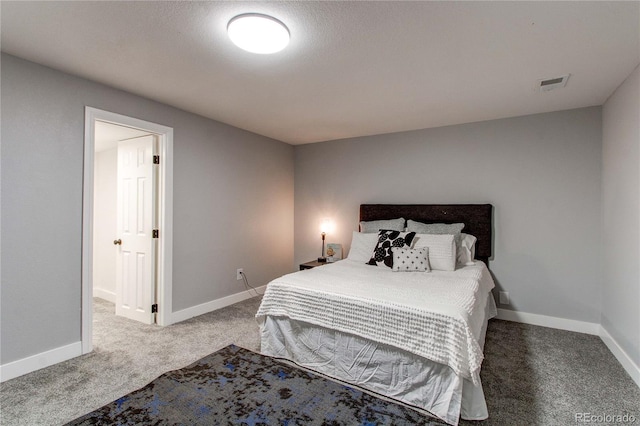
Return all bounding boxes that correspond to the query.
[317,257,327,263]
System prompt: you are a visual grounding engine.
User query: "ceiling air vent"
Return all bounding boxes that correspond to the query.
[537,74,570,92]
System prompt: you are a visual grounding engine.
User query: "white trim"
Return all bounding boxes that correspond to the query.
[83,107,174,356]
[155,124,173,327]
[0,342,82,383]
[0,286,257,382]
[496,308,600,335]
[171,287,266,324]
[5,304,636,391]
[93,288,116,303]
[599,326,640,388]
[82,111,96,354]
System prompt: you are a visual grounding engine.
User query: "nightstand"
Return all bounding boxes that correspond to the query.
[299,260,327,270]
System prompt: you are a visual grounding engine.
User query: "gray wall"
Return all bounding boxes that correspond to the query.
[602,65,640,366]
[1,54,295,364]
[294,107,603,323]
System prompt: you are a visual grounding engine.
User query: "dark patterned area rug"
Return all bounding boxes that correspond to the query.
[66,344,444,425]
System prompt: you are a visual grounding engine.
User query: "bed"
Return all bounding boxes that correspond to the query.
[256,204,496,425]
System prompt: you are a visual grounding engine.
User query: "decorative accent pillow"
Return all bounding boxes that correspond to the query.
[346,231,380,263]
[367,230,416,268]
[360,218,405,233]
[412,234,456,271]
[391,247,430,272]
[457,233,477,266]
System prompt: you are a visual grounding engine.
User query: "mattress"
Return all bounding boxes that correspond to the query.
[256,259,497,425]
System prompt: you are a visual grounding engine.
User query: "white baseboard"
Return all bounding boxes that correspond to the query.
[496,308,639,389]
[599,326,640,389]
[0,288,263,383]
[5,302,635,392]
[0,341,82,383]
[93,287,116,303]
[0,288,263,382]
[171,286,266,324]
[496,308,600,335]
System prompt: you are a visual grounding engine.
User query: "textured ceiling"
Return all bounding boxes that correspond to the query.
[2,1,638,145]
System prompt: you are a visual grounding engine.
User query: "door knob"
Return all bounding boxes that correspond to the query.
[113,239,122,245]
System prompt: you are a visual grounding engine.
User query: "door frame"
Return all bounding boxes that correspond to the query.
[82,107,174,354]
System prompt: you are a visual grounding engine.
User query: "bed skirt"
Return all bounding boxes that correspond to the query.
[259,294,496,426]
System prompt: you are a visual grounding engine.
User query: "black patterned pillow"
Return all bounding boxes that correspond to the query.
[391,247,430,272]
[367,230,417,268]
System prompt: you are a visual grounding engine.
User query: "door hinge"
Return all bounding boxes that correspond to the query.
[153,229,159,238]
[151,304,158,313]
[153,155,160,164]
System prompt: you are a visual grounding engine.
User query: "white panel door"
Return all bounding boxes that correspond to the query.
[115,135,156,324]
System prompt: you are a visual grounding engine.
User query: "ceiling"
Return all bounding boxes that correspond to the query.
[94,121,152,153]
[2,1,638,145]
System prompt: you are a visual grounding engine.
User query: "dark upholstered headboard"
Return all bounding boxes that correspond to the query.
[360,204,493,265]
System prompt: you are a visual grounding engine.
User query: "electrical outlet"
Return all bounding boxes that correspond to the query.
[236,268,244,280]
[499,291,510,305]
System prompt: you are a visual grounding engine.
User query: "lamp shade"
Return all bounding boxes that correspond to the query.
[319,219,334,234]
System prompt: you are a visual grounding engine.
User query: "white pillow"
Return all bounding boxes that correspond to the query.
[347,231,380,262]
[457,233,477,266]
[391,247,430,272]
[359,218,405,233]
[412,234,456,271]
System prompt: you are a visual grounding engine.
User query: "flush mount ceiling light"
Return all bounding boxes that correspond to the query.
[227,14,290,54]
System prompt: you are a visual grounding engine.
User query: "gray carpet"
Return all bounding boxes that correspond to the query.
[474,320,639,425]
[0,297,638,425]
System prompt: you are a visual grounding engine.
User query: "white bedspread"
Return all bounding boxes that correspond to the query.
[256,259,495,385]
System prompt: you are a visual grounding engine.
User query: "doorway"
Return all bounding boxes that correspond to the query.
[82,107,174,354]
[94,124,157,324]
